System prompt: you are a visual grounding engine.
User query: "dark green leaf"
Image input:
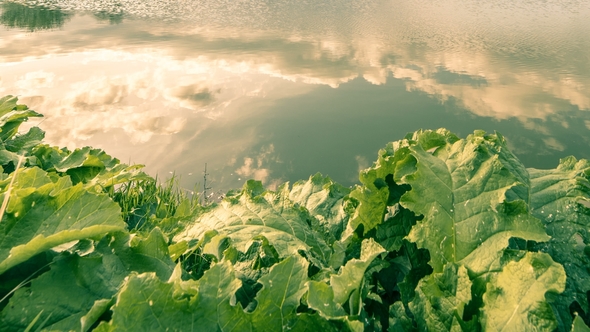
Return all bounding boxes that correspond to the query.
[409,263,473,331]
[286,173,351,244]
[4,127,45,154]
[0,229,174,331]
[529,156,590,329]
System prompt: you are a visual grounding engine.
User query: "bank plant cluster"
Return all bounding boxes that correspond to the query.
[0,95,589,331]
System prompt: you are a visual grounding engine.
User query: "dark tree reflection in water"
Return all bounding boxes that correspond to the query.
[0,2,71,31]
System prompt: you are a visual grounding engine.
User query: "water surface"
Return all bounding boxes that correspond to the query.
[1,0,589,194]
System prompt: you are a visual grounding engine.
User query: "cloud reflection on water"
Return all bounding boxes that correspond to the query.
[0,0,589,189]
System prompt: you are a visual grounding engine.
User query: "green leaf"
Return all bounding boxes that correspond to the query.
[202,233,232,262]
[529,156,590,329]
[168,241,188,261]
[397,129,549,273]
[0,150,19,169]
[0,95,42,142]
[481,252,566,331]
[307,281,348,318]
[0,229,174,331]
[0,254,118,331]
[331,238,385,304]
[4,127,45,154]
[0,167,126,275]
[289,313,342,332]
[101,255,310,331]
[0,96,18,117]
[80,298,115,332]
[198,261,251,331]
[30,144,70,171]
[372,204,419,252]
[107,228,176,281]
[572,315,590,332]
[53,146,118,172]
[286,173,351,243]
[87,163,149,189]
[0,127,45,170]
[31,145,148,187]
[96,271,198,332]
[348,143,397,235]
[389,302,416,332]
[174,180,332,266]
[409,263,473,331]
[394,240,434,304]
[0,250,55,311]
[307,239,385,320]
[251,255,309,330]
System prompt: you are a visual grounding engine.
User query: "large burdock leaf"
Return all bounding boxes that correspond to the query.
[0,167,126,275]
[307,239,385,320]
[529,156,590,329]
[94,270,201,332]
[307,282,348,319]
[409,263,473,331]
[397,129,548,273]
[348,143,397,235]
[31,144,149,187]
[284,173,351,244]
[289,313,342,332]
[174,180,332,265]
[326,238,384,305]
[0,229,174,331]
[3,126,45,155]
[98,255,314,331]
[0,95,19,116]
[0,96,43,169]
[98,261,231,331]
[0,95,42,141]
[0,127,45,168]
[250,255,310,330]
[481,252,566,331]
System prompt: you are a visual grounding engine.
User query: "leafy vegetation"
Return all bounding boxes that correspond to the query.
[0,95,589,331]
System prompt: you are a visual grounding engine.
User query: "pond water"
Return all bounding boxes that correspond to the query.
[1,0,589,195]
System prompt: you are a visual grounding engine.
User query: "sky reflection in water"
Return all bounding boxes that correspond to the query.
[0,0,589,193]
